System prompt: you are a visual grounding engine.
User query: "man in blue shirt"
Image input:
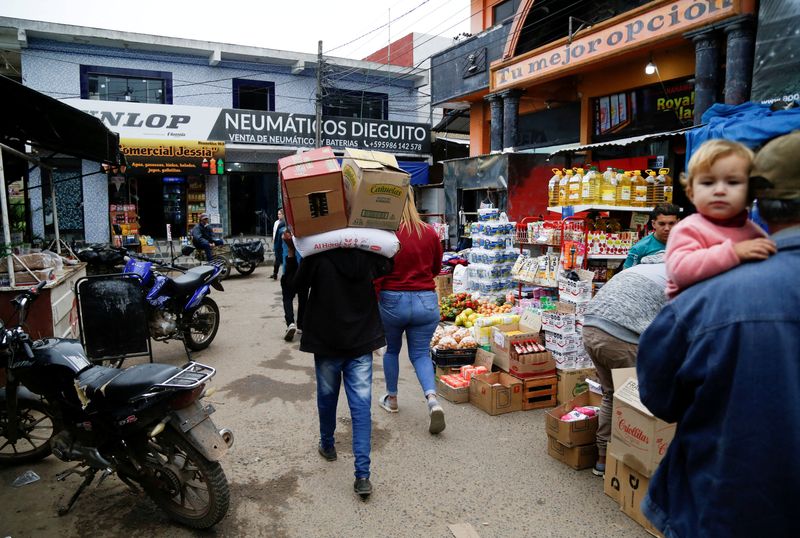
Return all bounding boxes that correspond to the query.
[636,132,800,537]
[622,204,680,268]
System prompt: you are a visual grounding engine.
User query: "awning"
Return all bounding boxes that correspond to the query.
[548,126,698,157]
[436,136,470,146]
[1,75,122,164]
[397,160,429,185]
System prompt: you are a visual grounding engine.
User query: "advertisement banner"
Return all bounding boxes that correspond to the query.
[120,139,225,175]
[66,99,431,154]
[751,0,800,105]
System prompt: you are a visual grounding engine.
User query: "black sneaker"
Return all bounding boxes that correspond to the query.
[318,443,337,461]
[354,477,372,498]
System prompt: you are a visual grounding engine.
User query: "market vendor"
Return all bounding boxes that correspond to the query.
[622,204,681,268]
[191,213,223,262]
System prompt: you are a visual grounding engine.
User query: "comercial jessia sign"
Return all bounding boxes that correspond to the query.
[492,0,740,91]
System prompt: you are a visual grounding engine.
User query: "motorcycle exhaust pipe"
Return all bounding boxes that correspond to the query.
[219,428,234,448]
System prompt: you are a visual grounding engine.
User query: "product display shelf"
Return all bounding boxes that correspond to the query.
[547,204,654,214]
[587,254,628,260]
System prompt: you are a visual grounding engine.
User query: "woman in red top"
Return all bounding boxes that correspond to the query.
[375,190,445,434]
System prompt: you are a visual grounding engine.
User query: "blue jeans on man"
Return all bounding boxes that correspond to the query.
[379,290,440,397]
[314,353,373,479]
[195,238,223,262]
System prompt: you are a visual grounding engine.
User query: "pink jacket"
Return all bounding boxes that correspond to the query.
[665,213,767,298]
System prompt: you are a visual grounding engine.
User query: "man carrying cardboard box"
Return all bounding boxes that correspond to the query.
[581,253,667,477]
[636,132,800,537]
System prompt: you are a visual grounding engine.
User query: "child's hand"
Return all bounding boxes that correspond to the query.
[733,238,777,261]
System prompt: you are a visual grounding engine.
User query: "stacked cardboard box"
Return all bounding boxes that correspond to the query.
[544,390,602,469]
[603,368,674,537]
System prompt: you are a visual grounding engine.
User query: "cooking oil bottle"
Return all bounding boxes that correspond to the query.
[616,169,632,206]
[645,169,660,205]
[568,167,583,205]
[581,166,601,205]
[558,168,572,206]
[659,168,673,203]
[600,167,617,205]
[548,168,562,207]
[632,170,648,207]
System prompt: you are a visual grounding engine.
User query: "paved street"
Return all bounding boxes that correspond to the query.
[0,269,648,538]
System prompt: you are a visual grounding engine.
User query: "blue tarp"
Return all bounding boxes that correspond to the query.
[685,102,800,167]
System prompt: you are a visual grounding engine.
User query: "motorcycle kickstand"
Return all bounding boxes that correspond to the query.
[57,468,97,516]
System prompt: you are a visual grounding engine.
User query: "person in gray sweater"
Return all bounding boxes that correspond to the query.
[582,253,667,476]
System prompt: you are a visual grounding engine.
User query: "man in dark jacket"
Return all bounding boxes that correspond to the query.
[637,131,800,537]
[294,248,393,499]
[191,213,223,262]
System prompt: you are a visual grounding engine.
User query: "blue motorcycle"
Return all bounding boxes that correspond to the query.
[122,255,224,351]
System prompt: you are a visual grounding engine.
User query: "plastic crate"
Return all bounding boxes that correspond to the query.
[430,347,477,367]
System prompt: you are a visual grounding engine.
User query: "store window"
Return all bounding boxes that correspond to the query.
[493,0,522,24]
[517,102,581,149]
[233,79,275,111]
[323,88,388,120]
[80,65,172,104]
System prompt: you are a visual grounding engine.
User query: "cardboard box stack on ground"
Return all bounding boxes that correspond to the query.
[490,310,554,376]
[544,390,602,470]
[278,147,348,237]
[469,372,523,415]
[556,366,598,405]
[434,348,494,404]
[603,368,672,537]
[434,274,453,302]
[341,149,410,231]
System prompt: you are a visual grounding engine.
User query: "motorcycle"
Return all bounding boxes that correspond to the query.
[121,254,224,351]
[181,241,264,280]
[0,282,233,529]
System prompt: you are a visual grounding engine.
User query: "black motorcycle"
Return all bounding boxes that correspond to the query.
[0,282,233,529]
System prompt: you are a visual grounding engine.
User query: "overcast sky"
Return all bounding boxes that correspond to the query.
[0,0,471,59]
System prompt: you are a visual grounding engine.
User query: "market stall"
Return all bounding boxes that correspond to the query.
[0,75,123,337]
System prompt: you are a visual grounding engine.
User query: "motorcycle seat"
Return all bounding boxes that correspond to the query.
[171,266,215,294]
[78,363,181,403]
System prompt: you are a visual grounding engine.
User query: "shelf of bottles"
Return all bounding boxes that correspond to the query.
[547,166,673,214]
[186,178,207,233]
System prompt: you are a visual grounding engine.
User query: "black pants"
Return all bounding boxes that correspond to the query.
[281,256,307,329]
[272,252,282,277]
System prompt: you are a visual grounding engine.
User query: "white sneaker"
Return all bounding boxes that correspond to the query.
[284,323,296,342]
[429,404,445,434]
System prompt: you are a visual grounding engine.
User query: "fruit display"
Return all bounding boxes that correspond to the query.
[439,292,479,321]
[430,325,478,350]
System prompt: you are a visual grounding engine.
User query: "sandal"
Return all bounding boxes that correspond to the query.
[378,394,398,413]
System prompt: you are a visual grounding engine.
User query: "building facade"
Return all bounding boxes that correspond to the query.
[1,17,431,243]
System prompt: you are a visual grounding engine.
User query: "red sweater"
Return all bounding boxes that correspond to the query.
[376,223,442,292]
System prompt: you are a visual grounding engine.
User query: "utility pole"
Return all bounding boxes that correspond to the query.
[315,40,323,148]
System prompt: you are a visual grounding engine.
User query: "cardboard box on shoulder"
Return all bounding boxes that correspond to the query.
[611,368,676,477]
[278,147,348,237]
[469,372,522,415]
[557,367,598,404]
[545,390,602,447]
[340,149,410,231]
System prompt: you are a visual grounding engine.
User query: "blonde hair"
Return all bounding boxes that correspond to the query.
[400,188,426,238]
[683,139,755,195]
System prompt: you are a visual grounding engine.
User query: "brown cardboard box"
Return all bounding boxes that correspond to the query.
[436,377,469,404]
[544,391,599,447]
[611,368,676,477]
[604,449,623,504]
[340,149,410,230]
[508,353,556,378]
[557,367,598,404]
[619,462,664,537]
[434,365,463,380]
[490,310,542,373]
[541,302,577,335]
[278,147,348,237]
[546,436,597,470]
[469,372,522,415]
[434,274,453,298]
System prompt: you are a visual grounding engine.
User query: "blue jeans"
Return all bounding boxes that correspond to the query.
[379,290,440,398]
[315,354,373,479]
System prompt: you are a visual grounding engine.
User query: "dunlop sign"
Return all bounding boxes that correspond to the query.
[492,0,740,90]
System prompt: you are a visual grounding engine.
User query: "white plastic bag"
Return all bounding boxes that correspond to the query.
[452,264,469,294]
[293,227,400,258]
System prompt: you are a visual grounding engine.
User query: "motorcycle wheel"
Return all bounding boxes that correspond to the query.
[211,256,230,281]
[0,397,58,465]
[233,261,256,276]
[183,297,220,351]
[140,428,229,529]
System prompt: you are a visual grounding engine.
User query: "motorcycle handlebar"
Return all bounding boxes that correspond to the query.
[124,251,186,273]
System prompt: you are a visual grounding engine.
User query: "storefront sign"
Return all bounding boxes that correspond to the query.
[120,139,225,175]
[66,99,431,154]
[492,0,740,91]
[751,0,800,105]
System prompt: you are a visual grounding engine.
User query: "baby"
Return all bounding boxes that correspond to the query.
[665,139,777,297]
